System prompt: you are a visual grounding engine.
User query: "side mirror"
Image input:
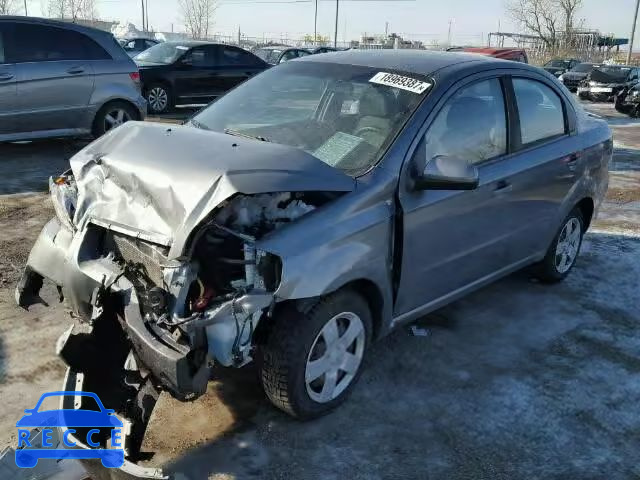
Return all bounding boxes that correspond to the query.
[413,155,479,191]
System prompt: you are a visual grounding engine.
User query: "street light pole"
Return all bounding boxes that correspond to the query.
[628,0,640,64]
[23,0,27,15]
[334,0,339,47]
[141,0,146,32]
[314,0,318,45]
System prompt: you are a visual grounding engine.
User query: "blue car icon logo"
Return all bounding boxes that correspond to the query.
[15,391,124,468]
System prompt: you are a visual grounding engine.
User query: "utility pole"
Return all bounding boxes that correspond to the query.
[23,0,27,15]
[141,0,146,32]
[447,19,452,46]
[314,0,318,44]
[628,0,640,65]
[334,0,339,47]
[145,0,149,31]
[385,22,388,36]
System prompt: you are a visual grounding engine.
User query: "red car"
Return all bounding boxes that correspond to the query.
[449,47,528,63]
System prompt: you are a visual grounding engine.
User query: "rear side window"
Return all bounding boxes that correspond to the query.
[6,24,111,63]
[220,46,260,66]
[423,78,507,165]
[513,78,566,145]
[0,28,4,64]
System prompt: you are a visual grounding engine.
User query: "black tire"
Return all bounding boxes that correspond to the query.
[257,290,372,419]
[533,208,584,283]
[145,83,173,114]
[92,101,138,137]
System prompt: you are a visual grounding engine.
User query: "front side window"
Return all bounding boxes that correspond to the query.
[513,78,565,145]
[6,24,109,62]
[136,43,188,64]
[422,78,507,165]
[191,61,428,175]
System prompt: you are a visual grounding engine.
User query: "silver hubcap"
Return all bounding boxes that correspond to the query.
[305,312,365,403]
[555,217,581,273]
[104,108,131,131]
[148,87,168,112]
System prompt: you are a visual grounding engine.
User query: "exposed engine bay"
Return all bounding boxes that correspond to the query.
[14,122,358,477]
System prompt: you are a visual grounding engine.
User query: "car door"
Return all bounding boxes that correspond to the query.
[395,76,514,315]
[7,23,96,134]
[395,73,575,316]
[216,45,265,92]
[173,45,219,102]
[0,23,19,135]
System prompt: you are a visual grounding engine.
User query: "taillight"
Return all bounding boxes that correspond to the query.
[129,71,140,83]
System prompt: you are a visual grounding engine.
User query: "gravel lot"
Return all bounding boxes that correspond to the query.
[0,102,638,479]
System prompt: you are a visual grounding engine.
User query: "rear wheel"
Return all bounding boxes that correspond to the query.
[533,208,584,283]
[258,290,372,419]
[92,101,137,137]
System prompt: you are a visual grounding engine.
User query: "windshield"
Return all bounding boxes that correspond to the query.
[546,60,570,68]
[135,42,187,64]
[571,63,594,73]
[254,48,281,64]
[191,62,429,175]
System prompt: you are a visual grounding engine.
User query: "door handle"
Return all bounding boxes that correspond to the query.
[566,153,579,171]
[66,67,85,74]
[0,73,14,81]
[493,180,513,194]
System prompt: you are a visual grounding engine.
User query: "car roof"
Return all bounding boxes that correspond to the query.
[161,40,217,47]
[0,15,109,36]
[295,49,511,76]
[462,47,525,54]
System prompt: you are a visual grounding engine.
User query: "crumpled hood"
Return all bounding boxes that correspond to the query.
[70,122,355,257]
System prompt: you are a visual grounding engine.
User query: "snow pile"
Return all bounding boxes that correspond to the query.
[154,32,189,42]
[111,22,142,39]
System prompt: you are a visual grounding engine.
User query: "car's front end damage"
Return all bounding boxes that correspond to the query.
[15,121,357,476]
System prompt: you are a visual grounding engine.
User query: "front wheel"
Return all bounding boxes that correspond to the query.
[145,84,172,114]
[258,290,372,419]
[533,209,584,283]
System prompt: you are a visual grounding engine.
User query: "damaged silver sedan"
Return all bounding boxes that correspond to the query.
[16,50,610,473]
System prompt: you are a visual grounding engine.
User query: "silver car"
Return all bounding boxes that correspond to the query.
[0,17,146,142]
[16,50,610,476]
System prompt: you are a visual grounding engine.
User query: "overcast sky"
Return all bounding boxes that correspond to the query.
[27,0,640,47]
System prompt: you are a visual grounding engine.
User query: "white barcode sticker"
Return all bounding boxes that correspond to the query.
[369,72,431,94]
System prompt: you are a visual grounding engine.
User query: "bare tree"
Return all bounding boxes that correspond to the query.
[506,0,582,52]
[47,0,97,21]
[0,0,19,15]
[179,0,217,39]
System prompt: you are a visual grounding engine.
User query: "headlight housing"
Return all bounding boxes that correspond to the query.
[49,171,77,231]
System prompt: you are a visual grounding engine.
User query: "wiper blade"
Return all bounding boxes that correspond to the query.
[224,128,270,142]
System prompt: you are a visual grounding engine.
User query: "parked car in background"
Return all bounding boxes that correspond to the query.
[614,82,640,116]
[543,58,580,77]
[311,46,339,54]
[18,51,610,472]
[135,41,268,113]
[558,62,599,92]
[253,46,311,65]
[118,37,160,57]
[578,65,640,102]
[0,17,145,142]
[454,47,528,63]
